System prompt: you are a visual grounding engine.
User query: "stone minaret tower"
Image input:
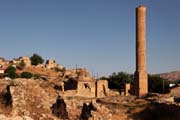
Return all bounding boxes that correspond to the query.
[134,6,148,96]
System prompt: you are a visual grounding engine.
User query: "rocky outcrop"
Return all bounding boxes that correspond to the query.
[79,102,96,120]
[0,85,13,115]
[0,85,12,107]
[0,79,59,120]
[51,95,69,119]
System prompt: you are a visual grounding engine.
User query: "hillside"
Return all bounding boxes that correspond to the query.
[1,78,180,120]
[1,56,180,119]
[160,71,180,82]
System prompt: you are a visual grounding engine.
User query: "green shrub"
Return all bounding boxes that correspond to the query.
[21,72,33,79]
[30,53,44,65]
[107,72,132,90]
[5,66,19,79]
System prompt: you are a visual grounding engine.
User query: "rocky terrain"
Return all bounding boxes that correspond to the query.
[0,78,180,120]
[1,56,180,120]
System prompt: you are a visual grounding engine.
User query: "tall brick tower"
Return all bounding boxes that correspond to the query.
[134,6,148,97]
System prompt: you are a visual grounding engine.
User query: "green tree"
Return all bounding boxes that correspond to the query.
[21,72,33,79]
[5,66,19,79]
[148,74,170,93]
[30,53,44,65]
[107,72,132,90]
[100,76,109,80]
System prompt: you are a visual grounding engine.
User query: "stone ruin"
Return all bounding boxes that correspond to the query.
[96,80,109,98]
[123,6,148,97]
[76,70,109,98]
[45,59,63,69]
[62,68,90,79]
[10,56,31,67]
[77,80,96,98]
[124,83,131,96]
[8,57,64,71]
[58,68,109,98]
[132,6,148,97]
[19,57,31,67]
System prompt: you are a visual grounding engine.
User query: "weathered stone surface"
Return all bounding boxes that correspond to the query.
[0,85,13,115]
[96,80,109,98]
[45,60,63,69]
[77,81,96,98]
[51,95,69,119]
[133,6,148,97]
[124,83,130,96]
[11,56,31,67]
[79,102,96,120]
[0,85,12,107]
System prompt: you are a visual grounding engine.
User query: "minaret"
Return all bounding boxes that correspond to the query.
[134,6,148,96]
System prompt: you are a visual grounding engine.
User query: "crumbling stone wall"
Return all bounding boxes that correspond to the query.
[63,68,91,79]
[45,60,63,69]
[10,56,31,67]
[77,81,96,98]
[19,57,31,67]
[76,78,109,98]
[96,80,109,98]
[124,83,130,96]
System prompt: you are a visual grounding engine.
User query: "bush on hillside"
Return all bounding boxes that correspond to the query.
[5,66,19,79]
[30,53,44,65]
[21,72,33,79]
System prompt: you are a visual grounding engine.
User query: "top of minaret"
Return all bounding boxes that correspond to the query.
[136,5,147,10]
[137,5,146,8]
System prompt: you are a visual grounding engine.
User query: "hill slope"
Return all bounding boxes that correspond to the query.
[160,71,180,82]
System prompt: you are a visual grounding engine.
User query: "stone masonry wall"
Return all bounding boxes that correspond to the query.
[77,81,96,98]
[96,80,109,98]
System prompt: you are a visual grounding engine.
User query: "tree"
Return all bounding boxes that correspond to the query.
[107,72,132,90]
[30,53,44,65]
[5,66,19,79]
[148,74,170,94]
[21,72,33,79]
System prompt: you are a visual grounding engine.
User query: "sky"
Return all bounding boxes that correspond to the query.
[0,0,180,76]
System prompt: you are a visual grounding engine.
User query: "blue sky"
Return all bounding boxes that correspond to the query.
[0,0,180,76]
